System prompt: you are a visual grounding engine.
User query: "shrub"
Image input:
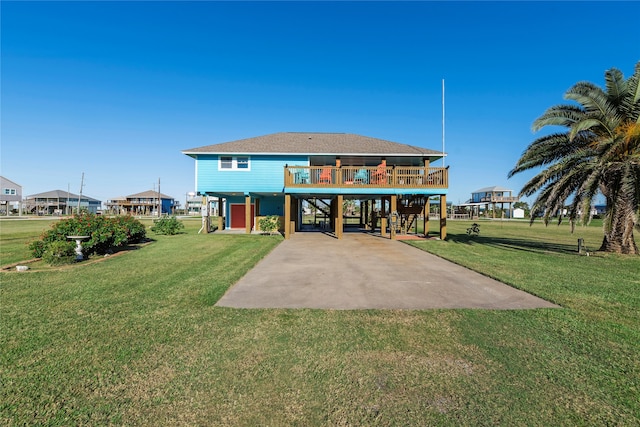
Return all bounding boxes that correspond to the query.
[28,240,46,258]
[111,215,146,243]
[29,213,146,264]
[150,216,184,235]
[259,215,280,234]
[42,240,76,265]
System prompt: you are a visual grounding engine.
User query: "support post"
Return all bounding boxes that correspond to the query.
[336,195,343,239]
[284,194,291,239]
[202,195,210,234]
[364,200,370,230]
[291,197,298,234]
[440,195,447,240]
[423,196,430,237]
[390,194,397,240]
[245,195,252,234]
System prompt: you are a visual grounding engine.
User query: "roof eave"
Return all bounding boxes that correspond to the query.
[182,151,445,157]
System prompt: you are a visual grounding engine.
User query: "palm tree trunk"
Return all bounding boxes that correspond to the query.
[599,196,639,254]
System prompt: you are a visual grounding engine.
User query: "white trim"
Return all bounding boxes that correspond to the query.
[218,155,251,171]
[194,158,199,192]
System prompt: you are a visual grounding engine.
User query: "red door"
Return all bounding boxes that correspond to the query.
[230,204,255,229]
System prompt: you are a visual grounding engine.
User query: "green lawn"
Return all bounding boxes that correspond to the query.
[1,217,638,425]
[0,218,59,265]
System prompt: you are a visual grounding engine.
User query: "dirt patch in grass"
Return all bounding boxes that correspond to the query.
[1,241,153,273]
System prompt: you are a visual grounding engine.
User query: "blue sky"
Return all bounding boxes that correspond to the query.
[2,1,638,207]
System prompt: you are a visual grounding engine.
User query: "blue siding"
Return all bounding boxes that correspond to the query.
[258,196,285,216]
[197,154,308,194]
[161,199,173,214]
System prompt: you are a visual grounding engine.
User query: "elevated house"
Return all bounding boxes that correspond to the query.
[106,190,175,215]
[25,190,102,215]
[0,176,23,215]
[461,186,519,219]
[182,132,449,239]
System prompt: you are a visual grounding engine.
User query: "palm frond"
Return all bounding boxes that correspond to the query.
[604,67,626,102]
[632,62,640,105]
[568,119,607,141]
[532,105,584,131]
[508,133,592,177]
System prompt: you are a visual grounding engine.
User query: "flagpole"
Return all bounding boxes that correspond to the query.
[442,78,446,167]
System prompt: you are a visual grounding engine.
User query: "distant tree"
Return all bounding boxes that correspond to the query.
[509,63,640,254]
[343,199,356,215]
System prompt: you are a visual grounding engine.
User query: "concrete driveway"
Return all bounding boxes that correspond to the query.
[215,231,560,310]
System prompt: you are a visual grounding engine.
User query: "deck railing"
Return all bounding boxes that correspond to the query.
[480,196,519,203]
[284,166,448,189]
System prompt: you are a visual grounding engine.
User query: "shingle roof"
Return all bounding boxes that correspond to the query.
[26,190,101,202]
[127,190,174,200]
[473,186,513,193]
[182,132,444,156]
[0,176,22,188]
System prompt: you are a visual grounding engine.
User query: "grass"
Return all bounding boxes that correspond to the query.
[0,218,59,265]
[1,217,639,425]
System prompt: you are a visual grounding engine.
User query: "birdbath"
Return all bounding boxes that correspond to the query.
[66,235,90,261]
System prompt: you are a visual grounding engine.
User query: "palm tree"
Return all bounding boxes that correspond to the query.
[509,62,640,254]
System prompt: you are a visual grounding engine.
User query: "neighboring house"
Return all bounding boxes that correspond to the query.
[185,193,204,215]
[182,132,449,239]
[25,190,102,215]
[460,186,519,218]
[106,190,175,215]
[0,176,23,215]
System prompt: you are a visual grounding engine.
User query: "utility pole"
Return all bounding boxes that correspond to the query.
[77,173,85,213]
[157,178,161,216]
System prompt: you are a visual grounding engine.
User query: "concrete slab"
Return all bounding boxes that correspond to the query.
[215,232,560,310]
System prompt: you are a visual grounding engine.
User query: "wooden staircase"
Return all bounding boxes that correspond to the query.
[397,196,425,233]
[304,198,332,228]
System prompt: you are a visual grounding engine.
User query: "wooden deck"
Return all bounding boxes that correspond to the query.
[284,166,448,189]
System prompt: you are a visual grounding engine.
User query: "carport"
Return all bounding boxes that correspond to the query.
[283,192,448,241]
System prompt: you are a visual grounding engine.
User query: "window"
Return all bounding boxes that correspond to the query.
[3,188,16,195]
[237,157,249,169]
[220,156,233,169]
[218,156,251,171]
